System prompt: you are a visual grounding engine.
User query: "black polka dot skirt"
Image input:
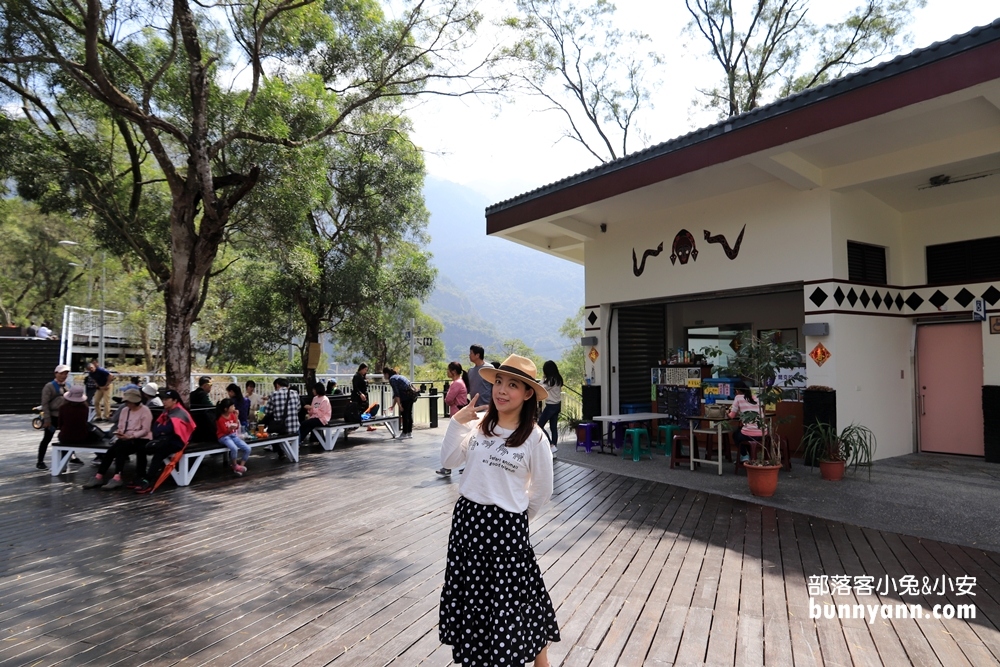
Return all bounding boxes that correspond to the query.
[440,496,560,667]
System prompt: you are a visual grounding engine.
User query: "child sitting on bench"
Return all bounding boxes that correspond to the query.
[216,399,250,475]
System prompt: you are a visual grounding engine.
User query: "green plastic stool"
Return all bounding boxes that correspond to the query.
[657,424,681,456]
[622,427,652,461]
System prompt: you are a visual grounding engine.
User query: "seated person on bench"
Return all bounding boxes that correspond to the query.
[300,383,331,444]
[729,382,765,463]
[83,388,152,489]
[59,385,103,446]
[133,389,196,494]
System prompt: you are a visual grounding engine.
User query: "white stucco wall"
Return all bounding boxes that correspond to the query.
[584,181,833,305]
[898,193,1000,285]
[577,157,999,448]
[830,191,904,283]
[806,313,915,460]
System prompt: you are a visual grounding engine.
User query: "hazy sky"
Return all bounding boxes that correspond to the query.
[407,0,1000,204]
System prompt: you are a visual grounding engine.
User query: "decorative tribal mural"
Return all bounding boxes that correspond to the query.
[632,242,664,276]
[630,225,747,276]
[704,225,746,260]
[670,229,698,265]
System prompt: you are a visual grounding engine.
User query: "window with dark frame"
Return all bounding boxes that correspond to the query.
[926,236,1000,285]
[847,241,887,285]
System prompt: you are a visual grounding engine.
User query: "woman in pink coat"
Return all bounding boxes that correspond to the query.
[437,362,469,476]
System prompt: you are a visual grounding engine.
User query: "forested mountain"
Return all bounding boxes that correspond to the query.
[423,177,584,362]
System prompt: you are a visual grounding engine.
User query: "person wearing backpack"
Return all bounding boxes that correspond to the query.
[383,367,417,440]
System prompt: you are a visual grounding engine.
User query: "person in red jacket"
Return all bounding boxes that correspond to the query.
[216,398,250,475]
[133,389,195,494]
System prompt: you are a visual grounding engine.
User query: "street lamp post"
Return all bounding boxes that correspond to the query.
[60,241,106,367]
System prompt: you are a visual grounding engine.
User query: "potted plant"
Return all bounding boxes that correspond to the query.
[702,330,805,497]
[800,422,877,481]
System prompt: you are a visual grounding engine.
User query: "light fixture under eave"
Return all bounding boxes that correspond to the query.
[918,167,1000,190]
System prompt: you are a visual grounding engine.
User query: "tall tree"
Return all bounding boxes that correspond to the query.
[240,109,435,385]
[0,0,498,396]
[686,0,925,118]
[504,0,662,163]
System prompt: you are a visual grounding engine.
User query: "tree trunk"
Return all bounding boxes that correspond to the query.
[162,196,220,401]
[301,319,321,389]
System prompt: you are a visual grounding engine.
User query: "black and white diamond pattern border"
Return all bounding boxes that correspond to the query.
[806,281,1000,315]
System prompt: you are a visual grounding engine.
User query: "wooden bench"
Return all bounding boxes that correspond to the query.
[51,434,300,486]
[310,415,401,451]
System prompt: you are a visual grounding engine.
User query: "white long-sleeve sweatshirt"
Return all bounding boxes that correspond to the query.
[441,416,554,521]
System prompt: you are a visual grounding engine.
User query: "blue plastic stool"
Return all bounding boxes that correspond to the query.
[622,427,652,461]
[575,422,600,453]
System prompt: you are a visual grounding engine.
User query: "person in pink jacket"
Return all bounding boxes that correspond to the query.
[729,381,765,462]
[300,383,332,444]
[437,362,469,476]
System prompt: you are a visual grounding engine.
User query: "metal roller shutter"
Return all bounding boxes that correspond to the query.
[616,304,666,406]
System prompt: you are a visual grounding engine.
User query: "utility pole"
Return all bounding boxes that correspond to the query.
[409,317,416,380]
[287,306,293,365]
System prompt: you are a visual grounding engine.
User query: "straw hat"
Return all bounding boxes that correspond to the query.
[478,354,548,402]
[64,385,87,403]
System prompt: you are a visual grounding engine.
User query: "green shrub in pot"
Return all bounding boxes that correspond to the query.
[800,421,877,479]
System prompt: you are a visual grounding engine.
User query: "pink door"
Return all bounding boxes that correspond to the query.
[916,322,984,456]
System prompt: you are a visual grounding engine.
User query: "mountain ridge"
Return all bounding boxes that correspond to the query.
[423,177,584,362]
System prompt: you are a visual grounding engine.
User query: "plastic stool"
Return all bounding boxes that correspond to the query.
[575,422,600,453]
[657,424,681,456]
[622,427,652,461]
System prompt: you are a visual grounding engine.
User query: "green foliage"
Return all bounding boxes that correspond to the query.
[558,305,586,392]
[800,422,877,478]
[686,0,925,118]
[492,339,544,370]
[0,0,498,389]
[701,330,804,466]
[0,201,88,326]
[335,298,445,372]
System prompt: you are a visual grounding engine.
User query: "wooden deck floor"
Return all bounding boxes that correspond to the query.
[3,430,1000,666]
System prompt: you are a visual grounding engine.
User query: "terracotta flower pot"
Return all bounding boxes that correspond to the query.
[819,459,846,481]
[746,464,781,497]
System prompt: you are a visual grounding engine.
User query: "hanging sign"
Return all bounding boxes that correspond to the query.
[973,299,986,322]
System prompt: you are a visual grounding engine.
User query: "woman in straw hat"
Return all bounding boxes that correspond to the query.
[438,354,560,667]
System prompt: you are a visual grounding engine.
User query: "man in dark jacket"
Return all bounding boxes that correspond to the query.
[189,376,214,409]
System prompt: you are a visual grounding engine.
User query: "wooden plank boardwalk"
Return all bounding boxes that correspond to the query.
[3,428,1000,666]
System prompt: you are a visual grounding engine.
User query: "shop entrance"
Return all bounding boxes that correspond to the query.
[611,285,804,415]
[916,322,984,456]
